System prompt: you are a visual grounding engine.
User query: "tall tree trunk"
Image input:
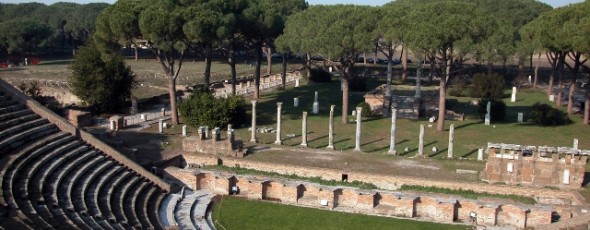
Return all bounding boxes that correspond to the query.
[547,52,557,97]
[167,76,179,125]
[134,47,138,61]
[229,46,236,96]
[305,53,312,79]
[429,55,435,84]
[281,53,287,90]
[265,46,272,75]
[565,52,583,114]
[386,46,393,97]
[534,53,540,89]
[363,52,367,66]
[204,44,212,86]
[585,89,589,125]
[436,57,451,132]
[401,45,407,81]
[517,58,524,90]
[373,46,377,65]
[254,43,262,99]
[556,54,565,107]
[341,71,350,124]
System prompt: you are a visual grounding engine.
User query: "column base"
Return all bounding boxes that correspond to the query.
[354,147,362,152]
[388,149,396,155]
[326,145,334,150]
[274,140,282,145]
[300,143,308,148]
[250,139,258,143]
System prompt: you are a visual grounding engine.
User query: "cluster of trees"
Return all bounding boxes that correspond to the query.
[95,0,307,126]
[0,2,109,59]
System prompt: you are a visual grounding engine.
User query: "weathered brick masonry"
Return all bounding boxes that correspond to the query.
[163,167,554,228]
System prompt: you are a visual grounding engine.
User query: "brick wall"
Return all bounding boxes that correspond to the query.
[182,153,580,206]
[166,167,552,229]
[481,149,587,189]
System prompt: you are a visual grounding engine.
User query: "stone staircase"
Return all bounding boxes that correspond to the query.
[160,188,215,230]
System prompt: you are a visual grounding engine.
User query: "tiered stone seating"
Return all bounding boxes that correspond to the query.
[159,189,215,230]
[0,81,178,229]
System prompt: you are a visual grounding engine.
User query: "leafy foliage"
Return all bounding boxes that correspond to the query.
[356,102,373,118]
[530,103,572,126]
[308,68,332,83]
[178,86,247,129]
[469,73,506,99]
[69,44,135,113]
[478,99,506,122]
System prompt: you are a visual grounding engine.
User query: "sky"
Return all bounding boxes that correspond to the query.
[0,0,584,8]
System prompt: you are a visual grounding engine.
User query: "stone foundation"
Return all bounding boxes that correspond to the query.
[164,167,554,229]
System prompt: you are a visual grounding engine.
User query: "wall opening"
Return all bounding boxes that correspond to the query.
[341,174,348,182]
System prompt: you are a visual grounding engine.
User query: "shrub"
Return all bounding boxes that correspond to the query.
[178,87,248,128]
[448,77,466,97]
[530,103,571,126]
[356,102,372,118]
[469,73,506,99]
[478,99,506,122]
[69,44,135,113]
[309,68,332,83]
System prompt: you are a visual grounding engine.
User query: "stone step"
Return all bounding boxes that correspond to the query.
[0,113,40,132]
[0,123,58,154]
[0,117,48,139]
[136,185,157,230]
[108,172,134,226]
[86,166,122,217]
[98,170,130,223]
[0,104,24,114]
[74,160,114,215]
[148,188,166,230]
[122,179,146,228]
[0,108,32,123]
[59,154,104,210]
[0,99,18,111]
[159,193,181,228]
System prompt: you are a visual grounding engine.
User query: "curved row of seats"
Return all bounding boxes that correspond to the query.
[0,90,172,229]
[159,189,215,230]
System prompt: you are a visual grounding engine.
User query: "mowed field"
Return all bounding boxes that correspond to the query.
[212,196,469,230]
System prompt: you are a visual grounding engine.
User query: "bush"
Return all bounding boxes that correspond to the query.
[356,102,372,118]
[478,99,506,122]
[69,44,135,113]
[178,86,248,128]
[448,77,466,97]
[309,68,332,83]
[469,73,506,99]
[530,103,571,126]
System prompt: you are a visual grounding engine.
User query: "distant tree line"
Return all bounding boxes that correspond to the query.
[0,2,109,61]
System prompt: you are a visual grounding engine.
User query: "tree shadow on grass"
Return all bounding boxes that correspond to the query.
[398,141,437,156]
[361,138,384,147]
[460,149,479,158]
[454,121,480,130]
[308,135,328,144]
[333,138,351,145]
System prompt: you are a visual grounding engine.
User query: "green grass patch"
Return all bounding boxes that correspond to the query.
[212,196,468,230]
[203,165,378,190]
[399,185,536,204]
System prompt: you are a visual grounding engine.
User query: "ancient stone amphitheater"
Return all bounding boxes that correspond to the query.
[0,78,215,229]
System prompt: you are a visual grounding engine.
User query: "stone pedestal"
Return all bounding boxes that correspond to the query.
[250,100,258,143]
[418,124,425,157]
[327,105,335,150]
[294,97,299,107]
[301,111,308,147]
[182,125,187,137]
[141,114,147,121]
[354,107,362,152]
[511,87,517,102]
[312,102,319,114]
[158,119,163,133]
[549,94,555,102]
[388,108,397,155]
[573,138,579,150]
[517,113,524,123]
[275,102,283,145]
[295,78,300,87]
[448,124,454,158]
[161,108,166,117]
[477,148,484,161]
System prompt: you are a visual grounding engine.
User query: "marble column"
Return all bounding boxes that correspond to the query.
[388,108,397,155]
[250,100,258,143]
[448,124,455,158]
[418,124,425,156]
[485,101,491,126]
[354,107,362,152]
[300,111,308,147]
[182,125,187,137]
[275,102,283,145]
[158,119,163,133]
[327,105,335,150]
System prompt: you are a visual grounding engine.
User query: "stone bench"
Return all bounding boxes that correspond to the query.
[0,108,33,124]
[87,166,122,217]
[136,185,159,230]
[148,188,166,229]
[0,123,57,153]
[159,193,181,228]
[43,146,90,205]
[0,113,39,131]
[48,207,79,229]
[97,169,129,222]
[121,177,144,228]
[60,154,104,211]
[0,118,48,140]
[110,172,137,226]
[0,132,67,206]
[74,160,113,214]
[128,181,150,229]
[0,104,24,114]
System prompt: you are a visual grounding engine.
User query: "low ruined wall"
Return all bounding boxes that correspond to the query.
[481,149,587,189]
[0,79,171,192]
[165,167,554,229]
[182,153,580,206]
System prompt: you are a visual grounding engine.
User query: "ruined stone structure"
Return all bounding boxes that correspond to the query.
[65,109,92,127]
[0,78,215,229]
[164,167,554,229]
[363,84,439,119]
[480,143,588,189]
[183,125,245,157]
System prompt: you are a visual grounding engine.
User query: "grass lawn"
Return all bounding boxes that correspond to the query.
[212,196,468,230]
